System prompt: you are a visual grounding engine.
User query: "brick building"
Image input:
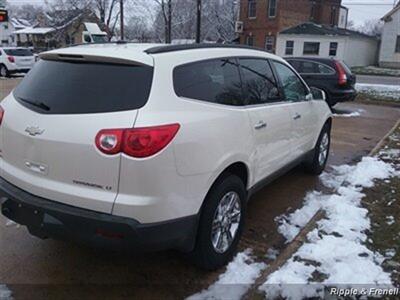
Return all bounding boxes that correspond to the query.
[238,0,346,52]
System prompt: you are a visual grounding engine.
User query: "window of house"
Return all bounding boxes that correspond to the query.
[310,1,316,20]
[265,36,275,53]
[174,58,244,106]
[329,42,338,56]
[239,58,280,104]
[330,6,337,26]
[246,35,254,46]
[248,0,257,18]
[396,36,400,53]
[268,0,278,18]
[303,42,320,55]
[285,41,294,55]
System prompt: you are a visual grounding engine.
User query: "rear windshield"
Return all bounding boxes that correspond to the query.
[4,48,33,56]
[14,60,154,114]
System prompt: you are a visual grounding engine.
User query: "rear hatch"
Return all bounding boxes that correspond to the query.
[4,48,35,69]
[0,56,153,213]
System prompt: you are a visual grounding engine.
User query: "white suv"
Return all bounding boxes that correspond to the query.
[0,43,331,269]
[0,47,36,77]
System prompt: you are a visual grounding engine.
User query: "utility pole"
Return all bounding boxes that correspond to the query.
[167,0,172,43]
[120,0,125,40]
[196,0,202,43]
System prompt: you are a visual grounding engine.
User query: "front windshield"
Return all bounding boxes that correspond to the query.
[92,35,108,43]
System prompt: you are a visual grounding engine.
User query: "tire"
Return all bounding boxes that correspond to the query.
[190,174,246,270]
[304,124,331,175]
[325,92,336,108]
[0,65,9,78]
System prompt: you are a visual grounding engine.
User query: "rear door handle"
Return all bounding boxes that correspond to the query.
[293,113,302,120]
[254,121,267,130]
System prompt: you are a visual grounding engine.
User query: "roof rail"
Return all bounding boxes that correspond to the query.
[144,43,268,54]
[68,41,128,48]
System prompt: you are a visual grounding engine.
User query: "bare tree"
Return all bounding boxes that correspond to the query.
[93,0,120,38]
[7,4,45,24]
[356,19,383,36]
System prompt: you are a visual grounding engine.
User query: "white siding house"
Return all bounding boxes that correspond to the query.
[379,4,400,69]
[0,17,31,46]
[276,22,379,67]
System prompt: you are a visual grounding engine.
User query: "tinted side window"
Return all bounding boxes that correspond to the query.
[300,61,318,73]
[174,58,243,106]
[272,61,308,102]
[287,60,301,72]
[239,58,280,105]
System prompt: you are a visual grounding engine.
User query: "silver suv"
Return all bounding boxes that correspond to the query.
[0,43,332,269]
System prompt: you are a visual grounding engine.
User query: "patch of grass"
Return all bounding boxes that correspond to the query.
[362,127,400,286]
[352,66,400,77]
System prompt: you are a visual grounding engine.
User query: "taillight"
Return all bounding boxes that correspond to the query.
[0,106,4,126]
[95,124,180,158]
[7,56,15,63]
[334,60,347,85]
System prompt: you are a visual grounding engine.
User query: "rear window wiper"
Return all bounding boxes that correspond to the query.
[17,97,51,112]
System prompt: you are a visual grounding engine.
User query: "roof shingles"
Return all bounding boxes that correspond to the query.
[280,22,377,39]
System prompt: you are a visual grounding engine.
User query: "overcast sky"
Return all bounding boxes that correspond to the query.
[6,0,398,26]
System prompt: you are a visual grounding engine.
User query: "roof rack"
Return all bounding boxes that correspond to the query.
[144,43,267,54]
[68,40,128,48]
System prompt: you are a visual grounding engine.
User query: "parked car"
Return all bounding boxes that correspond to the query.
[0,43,332,270]
[0,47,36,77]
[285,57,357,107]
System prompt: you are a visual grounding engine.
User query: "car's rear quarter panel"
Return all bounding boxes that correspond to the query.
[113,50,257,223]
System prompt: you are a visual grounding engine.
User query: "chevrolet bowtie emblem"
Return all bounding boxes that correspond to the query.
[25,126,45,136]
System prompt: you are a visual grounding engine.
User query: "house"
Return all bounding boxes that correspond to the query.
[238,0,348,52]
[276,22,378,67]
[379,3,400,69]
[0,17,31,46]
[13,10,105,51]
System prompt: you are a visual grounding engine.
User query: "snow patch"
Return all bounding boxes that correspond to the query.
[187,249,266,300]
[266,248,280,261]
[356,83,400,101]
[0,285,12,300]
[333,111,362,118]
[261,156,397,298]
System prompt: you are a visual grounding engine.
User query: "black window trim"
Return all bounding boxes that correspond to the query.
[270,59,311,103]
[303,42,320,55]
[172,56,296,109]
[286,58,336,75]
[329,41,338,56]
[248,0,257,19]
[268,0,278,18]
[395,36,400,53]
[285,40,294,55]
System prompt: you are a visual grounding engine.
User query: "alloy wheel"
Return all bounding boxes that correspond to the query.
[211,191,242,254]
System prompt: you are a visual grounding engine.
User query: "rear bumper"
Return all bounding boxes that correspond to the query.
[8,68,31,74]
[0,177,198,252]
[330,88,357,103]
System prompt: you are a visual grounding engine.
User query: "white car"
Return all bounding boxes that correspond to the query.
[0,43,331,269]
[0,47,36,77]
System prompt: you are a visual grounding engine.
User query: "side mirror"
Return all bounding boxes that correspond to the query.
[310,87,326,101]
